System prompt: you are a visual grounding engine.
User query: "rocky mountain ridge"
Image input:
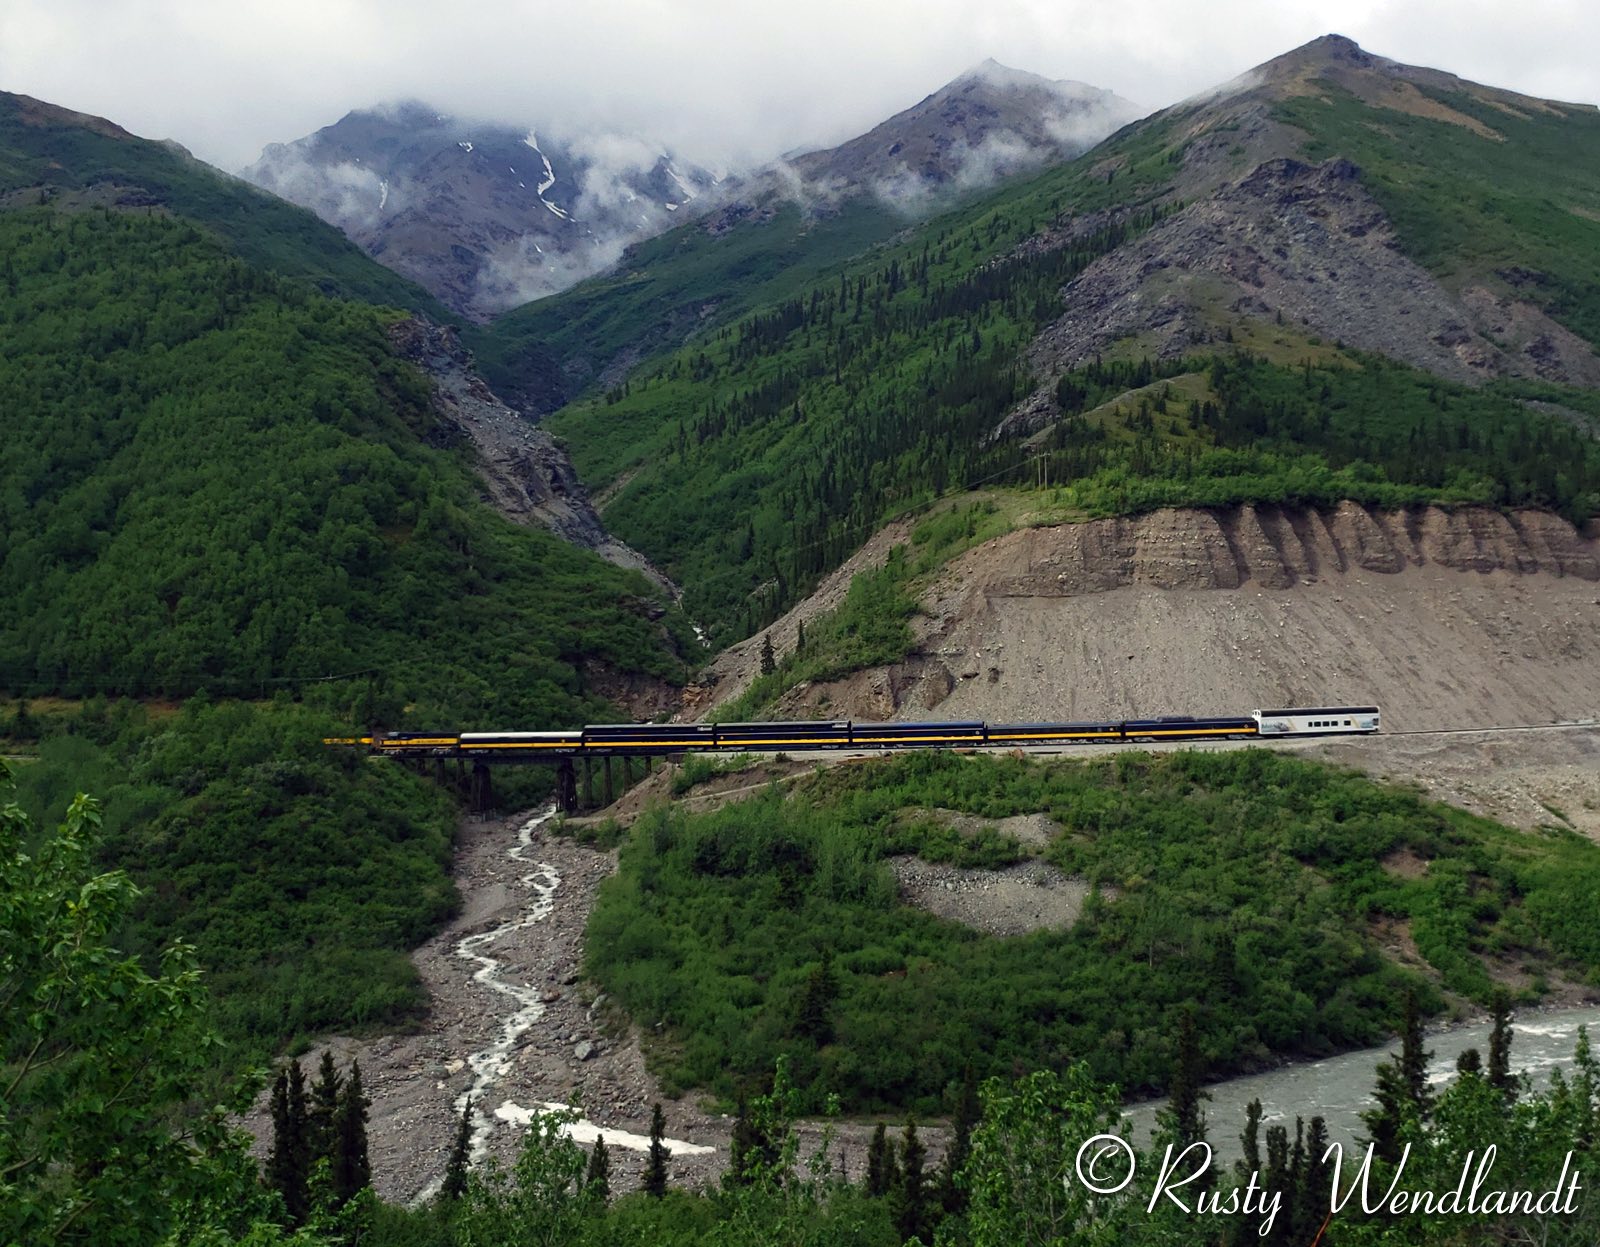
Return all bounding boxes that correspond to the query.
[246,104,717,318]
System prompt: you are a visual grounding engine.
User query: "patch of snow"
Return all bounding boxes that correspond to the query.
[665,202,678,211]
[378,179,388,211]
[518,181,525,188]
[458,140,474,153]
[665,164,698,201]
[535,151,556,195]
[524,129,540,151]
[542,198,571,220]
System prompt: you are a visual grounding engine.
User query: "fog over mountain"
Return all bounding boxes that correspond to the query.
[245,60,1141,317]
[245,104,718,317]
[3,0,1595,178]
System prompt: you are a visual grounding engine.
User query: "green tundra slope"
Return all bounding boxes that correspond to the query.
[526,35,1600,643]
[0,91,452,318]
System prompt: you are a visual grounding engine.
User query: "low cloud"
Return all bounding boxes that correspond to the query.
[248,145,398,233]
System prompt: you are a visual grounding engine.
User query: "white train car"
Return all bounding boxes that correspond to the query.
[1254,706,1380,736]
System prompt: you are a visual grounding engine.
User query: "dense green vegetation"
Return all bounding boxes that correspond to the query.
[1279,80,1600,346]
[0,208,690,724]
[549,205,1175,640]
[587,749,1600,1114]
[469,197,907,411]
[0,91,449,316]
[9,697,459,1067]
[14,775,1600,1246]
[1035,350,1600,520]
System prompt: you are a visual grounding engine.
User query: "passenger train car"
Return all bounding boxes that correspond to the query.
[349,706,1380,757]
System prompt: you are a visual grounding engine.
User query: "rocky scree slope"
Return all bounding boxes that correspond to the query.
[1000,34,1600,437]
[385,318,669,588]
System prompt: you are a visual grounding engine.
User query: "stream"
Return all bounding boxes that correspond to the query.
[414,806,711,1203]
[1125,1004,1600,1160]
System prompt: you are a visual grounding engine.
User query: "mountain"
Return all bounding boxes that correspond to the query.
[244,103,717,319]
[0,91,689,718]
[470,61,1139,412]
[0,91,449,317]
[533,34,1600,643]
[784,59,1140,205]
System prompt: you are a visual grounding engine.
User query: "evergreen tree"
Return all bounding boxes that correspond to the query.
[891,1118,929,1244]
[1457,1046,1484,1077]
[1237,1098,1263,1182]
[939,1066,980,1216]
[267,1059,311,1225]
[866,1122,901,1198]
[1298,1116,1331,1242]
[796,619,806,652]
[331,1059,371,1205]
[759,632,776,676]
[585,1134,610,1203]
[308,1049,342,1162]
[645,1102,670,1198]
[795,948,838,1044]
[1361,1060,1409,1165]
[1488,990,1517,1101]
[1398,989,1434,1121]
[440,1098,472,1202]
[1163,1007,1210,1181]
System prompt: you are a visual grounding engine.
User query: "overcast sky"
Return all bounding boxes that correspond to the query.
[3,0,1596,172]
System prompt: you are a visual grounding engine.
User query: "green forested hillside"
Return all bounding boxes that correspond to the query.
[469,198,905,412]
[515,49,1600,643]
[0,91,451,317]
[588,749,1600,1114]
[9,700,459,1066]
[0,208,688,724]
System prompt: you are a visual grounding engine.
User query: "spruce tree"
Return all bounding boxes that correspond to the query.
[795,948,838,1044]
[1361,1060,1409,1164]
[267,1060,311,1226]
[892,1118,928,1244]
[1488,990,1516,1101]
[308,1050,342,1162]
[1398,990,1434,1121]
[585,1135,610,1203]
[866,1122,890,1197]
[796,619,806,652]
[1457,1047,1484,1077]
[1238,1098,1263,1181]
[331,1059,371,1205]
[939,1066,980,1215]
[441,1098,472,1202]
[1165,1008,1210,1169]
[644,1103,669,1198]
[759,632,776,676]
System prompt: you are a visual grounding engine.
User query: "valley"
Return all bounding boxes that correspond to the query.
[7,19,1600,1246]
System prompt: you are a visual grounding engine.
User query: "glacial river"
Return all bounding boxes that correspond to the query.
[1125,1005,1600,1160]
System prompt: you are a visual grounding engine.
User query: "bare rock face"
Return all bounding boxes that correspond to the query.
[385,318,671,589]
[1017,157,1600,433]
[965,505,1599,598]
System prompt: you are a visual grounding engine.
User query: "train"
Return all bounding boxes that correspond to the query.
[338,706,1380,758]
